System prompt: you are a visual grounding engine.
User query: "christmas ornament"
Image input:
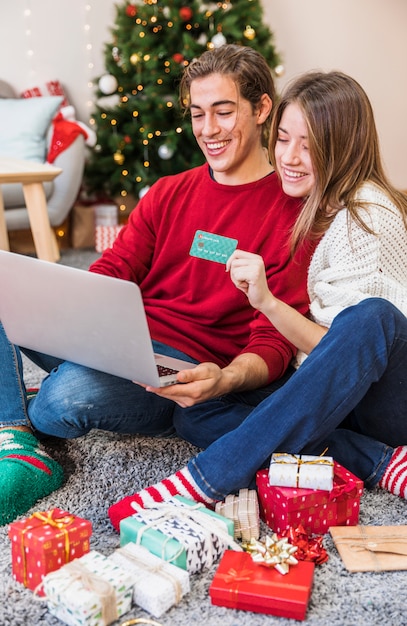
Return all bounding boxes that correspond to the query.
[172,53,185,64]
[125,4,137,18]
[113,151,125,165]
[139,185,150,199]
[243,25,256,41]
[211,32,226,48]
[179,7,193,21]
[130,53,141,65]
[274,64,285,77]
[98,74,118,95]
[97,94,121,109]
[157,144,174,160]
[197,33,208,46]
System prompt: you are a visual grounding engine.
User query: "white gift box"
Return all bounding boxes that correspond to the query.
[42,550,133,626]
[109,542,190,618]
[268,453,334,491]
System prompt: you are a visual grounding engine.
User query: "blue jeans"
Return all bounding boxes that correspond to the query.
[0,326,289,441]
[188,298,407,498]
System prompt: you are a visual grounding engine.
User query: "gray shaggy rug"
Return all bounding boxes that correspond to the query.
[1,249,406,626]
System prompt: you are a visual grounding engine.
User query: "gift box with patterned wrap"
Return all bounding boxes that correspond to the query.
[209,549,315,621]
[256,462,363,535]
[8,508,92,594]
[95,225,123,252]
[215,488,260,541]
[109,542,190,617]
[119,496,238,574]
[42,550,133,626]
[268,453,334,491]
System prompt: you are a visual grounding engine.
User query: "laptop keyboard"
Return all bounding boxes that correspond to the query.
[157,364,179,377]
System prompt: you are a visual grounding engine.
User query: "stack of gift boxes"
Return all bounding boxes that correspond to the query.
[8,455,364,624]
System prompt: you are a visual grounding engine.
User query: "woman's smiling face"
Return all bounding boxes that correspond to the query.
[274,102,315,198]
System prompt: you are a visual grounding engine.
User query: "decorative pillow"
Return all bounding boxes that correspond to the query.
[0,96,63,162]
[21,80,69,107]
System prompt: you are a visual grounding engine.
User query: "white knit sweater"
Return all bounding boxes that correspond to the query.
[308,181,407,327]
[295,182,407,366]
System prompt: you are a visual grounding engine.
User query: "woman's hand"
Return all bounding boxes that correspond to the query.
[226,249,274,313]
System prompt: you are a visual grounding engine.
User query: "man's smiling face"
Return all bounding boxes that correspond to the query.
[189,73,266,185]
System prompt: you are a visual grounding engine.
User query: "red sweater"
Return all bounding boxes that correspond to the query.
[90,165,313,383]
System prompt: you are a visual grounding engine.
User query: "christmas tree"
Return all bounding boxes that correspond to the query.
[84,0,282,217]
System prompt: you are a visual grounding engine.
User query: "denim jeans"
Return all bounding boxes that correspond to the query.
[0,326,289,441]
[188,298,407,498]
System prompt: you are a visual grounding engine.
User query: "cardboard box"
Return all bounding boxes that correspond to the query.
[330,525,407,572]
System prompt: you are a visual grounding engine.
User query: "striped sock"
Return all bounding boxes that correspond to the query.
[379,446,407,498]
[108,466,214,532]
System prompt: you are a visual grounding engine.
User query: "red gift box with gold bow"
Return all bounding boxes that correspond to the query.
[8,508,92,594]
[256,461,363,535]
[209,549,315,620]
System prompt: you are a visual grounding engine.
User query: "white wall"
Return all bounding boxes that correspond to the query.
[264,0,407,189]
[0,0,406,187]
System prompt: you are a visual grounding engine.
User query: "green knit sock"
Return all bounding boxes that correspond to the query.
[0,429,64,526]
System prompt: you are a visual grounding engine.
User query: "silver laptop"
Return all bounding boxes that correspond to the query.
[0,250,197,387]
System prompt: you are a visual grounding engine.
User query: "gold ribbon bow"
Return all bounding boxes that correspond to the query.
[271,449,333,488]
[21,509,75,586]
[218,567,254,584]
[242,534,299,575]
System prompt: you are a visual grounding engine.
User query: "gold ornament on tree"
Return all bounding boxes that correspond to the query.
[130,53,140,65]
[113,151,125,165]
[243,25,256,41]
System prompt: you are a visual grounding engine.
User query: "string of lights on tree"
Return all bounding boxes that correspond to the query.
[84,0,283,214]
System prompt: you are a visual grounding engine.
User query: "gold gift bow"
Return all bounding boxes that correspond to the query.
[115,545,183,604]
[242,535,299,575]
[271,449,333,488]
[39,559,118,626]
[21,509,75,586]
[134,501,242,569]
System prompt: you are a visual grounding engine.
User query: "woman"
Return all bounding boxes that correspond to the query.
[109,70,407,530]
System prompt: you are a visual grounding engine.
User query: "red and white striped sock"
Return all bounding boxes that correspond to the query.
[379,446,407,499]
[108,466,214,532]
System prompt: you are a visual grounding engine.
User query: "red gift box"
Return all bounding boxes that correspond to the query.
[8,508,92,594]
[209,549,315,621]
[256,461,363,535]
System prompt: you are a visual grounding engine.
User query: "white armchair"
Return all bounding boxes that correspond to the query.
[0,79,85,233]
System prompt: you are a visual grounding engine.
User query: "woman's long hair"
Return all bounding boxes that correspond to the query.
[269,71,407,251]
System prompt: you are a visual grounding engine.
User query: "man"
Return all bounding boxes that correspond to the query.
[0,45,312,526]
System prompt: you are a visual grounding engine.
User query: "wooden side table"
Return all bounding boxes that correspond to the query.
[0,157,62,262]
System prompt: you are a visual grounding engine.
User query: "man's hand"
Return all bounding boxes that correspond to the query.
[139,352,270,408]
[143,362,225,407]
